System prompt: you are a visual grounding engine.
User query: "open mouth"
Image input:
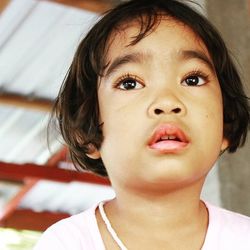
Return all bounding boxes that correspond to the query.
[148,124,189,153]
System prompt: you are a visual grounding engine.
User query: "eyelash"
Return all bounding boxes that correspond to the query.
[181,70,209,86]
[113,73,144,90]
[113,70,210,90]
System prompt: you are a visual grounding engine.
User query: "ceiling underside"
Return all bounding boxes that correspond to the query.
[0,0,98,164]
[0,0,114,225]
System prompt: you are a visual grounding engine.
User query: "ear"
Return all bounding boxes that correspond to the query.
[86,144,101,159]
[221,137,229,152]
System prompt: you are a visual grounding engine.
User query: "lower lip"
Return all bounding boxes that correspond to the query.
[149,140,188,153]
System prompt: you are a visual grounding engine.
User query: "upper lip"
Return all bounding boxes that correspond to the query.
[148,123,189,145]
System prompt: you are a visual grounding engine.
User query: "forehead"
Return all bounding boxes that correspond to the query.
[105,18,210,66]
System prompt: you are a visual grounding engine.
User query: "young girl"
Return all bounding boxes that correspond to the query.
[34,0,250,249]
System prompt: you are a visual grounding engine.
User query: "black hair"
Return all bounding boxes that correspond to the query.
[53,0,250,176]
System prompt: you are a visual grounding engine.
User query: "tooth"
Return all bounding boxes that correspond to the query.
[169,135,176,140]
[161,136,169,140]
[160,135,177,140]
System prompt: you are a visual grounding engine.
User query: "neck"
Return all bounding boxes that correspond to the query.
[98,178,209,250]
[106,178,207,233]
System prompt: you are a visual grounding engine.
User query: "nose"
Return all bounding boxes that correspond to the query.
[147,92,186,118]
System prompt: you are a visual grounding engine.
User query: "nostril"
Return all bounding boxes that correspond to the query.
[153,107,182,115]
[172,107,181,113]
[154,109,163,115]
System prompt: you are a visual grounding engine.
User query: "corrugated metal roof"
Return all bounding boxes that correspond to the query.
[0,0,108,218]
[0,0,97,99]
[0,0,98,164]
[19,180,115,215]
[0,105,61,164]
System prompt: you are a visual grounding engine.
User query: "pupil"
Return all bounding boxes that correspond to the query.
[123,79,136,89]
[187,76,198,85]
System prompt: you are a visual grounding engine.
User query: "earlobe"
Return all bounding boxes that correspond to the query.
[221,138,229,152]
[86,144,101,159]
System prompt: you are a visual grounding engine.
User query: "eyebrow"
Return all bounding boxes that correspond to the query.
[104,49,215,78]
[104,52,151,78]
[179,50,215,72]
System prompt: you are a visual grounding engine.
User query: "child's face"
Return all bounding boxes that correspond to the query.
[96,18,228,191]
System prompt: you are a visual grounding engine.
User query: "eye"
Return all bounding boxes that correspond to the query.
[115,76,144,90]
[182,72,208,86]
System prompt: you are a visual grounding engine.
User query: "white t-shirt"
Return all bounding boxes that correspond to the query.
[34,201,250,250]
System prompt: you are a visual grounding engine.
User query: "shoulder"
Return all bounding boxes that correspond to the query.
[204,202,250,250]
[206,202,250,232]
[33,203,105,250]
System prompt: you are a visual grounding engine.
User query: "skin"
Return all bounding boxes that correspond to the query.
[89,18,228,250]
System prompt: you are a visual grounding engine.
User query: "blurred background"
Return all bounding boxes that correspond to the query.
[0,0,249,249]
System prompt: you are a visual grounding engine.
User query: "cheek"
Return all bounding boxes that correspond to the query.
[198,86,224,124]
[98,93,142,135]
[197,107,224,158]
[99,108,129,139]
[207,96,224,128]
[191,87,224,145]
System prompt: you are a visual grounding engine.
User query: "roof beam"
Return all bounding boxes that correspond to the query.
[0,179,38,225]
[0,161,110,185]
[0,93,52,112]
[1,208,69,231]
[46,146,68,166]
[0,0,10,13]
